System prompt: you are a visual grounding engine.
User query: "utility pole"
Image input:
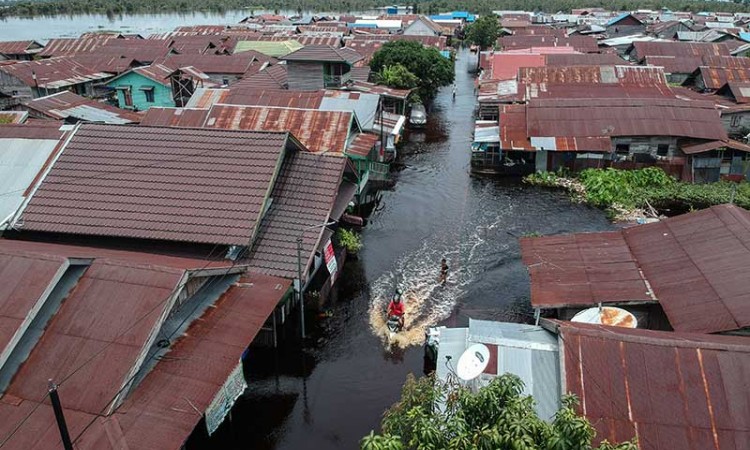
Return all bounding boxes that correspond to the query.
[48,380,73,450]
[296,221,337,340]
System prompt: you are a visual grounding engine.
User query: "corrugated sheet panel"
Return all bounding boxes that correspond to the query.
[347,132,378,157]
[499,35,599,52]
[282,45,363,64]
[623,204,750,333]
[527,98,727,141]
[0,135,64,226]
[320,91,379,130]
[24,91,141,123]
[521,231,653,308]
[204,104,352,154]
[20,124,289,246]
[0,57,112,89]
[159,53,258,75]
[699,66,750,90]
[76,273,290,450]
[489,53,546,81]
[183,87,230,108]
[559,321,750,450]
[139,107,209,127]
[247,152,344,280]
[0,40,38,56]
[633,41,730,59]
[223,88,324,109]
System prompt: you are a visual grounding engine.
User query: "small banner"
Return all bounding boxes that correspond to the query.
[324,239,338,284]
[205,362,246,435]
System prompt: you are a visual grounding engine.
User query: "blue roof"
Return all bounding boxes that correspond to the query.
[451,11,469,18]
[429,14,453,21]
[606,12,631,27]
[740,32,750,43]
[440,50,451,58]
[347,23,377,28]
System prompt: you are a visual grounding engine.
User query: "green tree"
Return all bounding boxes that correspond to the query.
[465,14,501,52]
[361,373,638,450]
[376,64,419,90]
[370,41,454,101]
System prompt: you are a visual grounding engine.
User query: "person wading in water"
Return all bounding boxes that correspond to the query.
[438,258,449,285]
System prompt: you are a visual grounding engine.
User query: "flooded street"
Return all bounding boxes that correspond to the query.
[207,49,614,449]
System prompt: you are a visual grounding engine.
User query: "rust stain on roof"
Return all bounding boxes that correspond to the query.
[558,321,750,450]
[204,104,352,154]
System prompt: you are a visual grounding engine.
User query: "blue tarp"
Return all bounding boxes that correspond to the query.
[440,50,451,58]
[606,12,630,27]
[347,23,377,28]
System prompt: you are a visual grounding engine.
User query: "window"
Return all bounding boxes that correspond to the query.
[222,78,230,86]
[144,89,155,103]
[731,114,741,127]
[123,87,133,107]
[615,144,630,155]
[657,144,669,156]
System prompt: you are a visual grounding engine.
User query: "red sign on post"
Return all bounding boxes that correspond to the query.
[324,239,337,284]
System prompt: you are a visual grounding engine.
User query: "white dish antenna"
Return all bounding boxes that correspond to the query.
[572,305,638,328]
[456,343,490,381]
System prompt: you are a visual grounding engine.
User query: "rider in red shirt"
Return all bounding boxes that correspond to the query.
[387,288,405,329]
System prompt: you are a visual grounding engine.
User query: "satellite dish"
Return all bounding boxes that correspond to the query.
[572,306,638,328]
[456,343,490,381]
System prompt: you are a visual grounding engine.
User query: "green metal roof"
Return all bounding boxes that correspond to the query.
[234,40,304,58]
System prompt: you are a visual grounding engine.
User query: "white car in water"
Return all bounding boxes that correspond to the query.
[409,104,427,127]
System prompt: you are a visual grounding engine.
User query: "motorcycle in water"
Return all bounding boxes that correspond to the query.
[385,288,405,342]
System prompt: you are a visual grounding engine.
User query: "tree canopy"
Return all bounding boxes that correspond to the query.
[361,373,638,450]
[376,64,420,90]
[370,41,454,102]
[465,15,500,51]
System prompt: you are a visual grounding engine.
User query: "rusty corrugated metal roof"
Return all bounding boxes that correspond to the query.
[0,239,288,450]
[140,106,209,127]
[183,87,230,108]
[623,204,750,333]
[699,66,750,90]
[69,54,138,74]
[0,57,113,89]
[130,63,174,86]
[519,65,667,85]
[223,88,324,108]
[38,36,114,57]
[644,55,704,74]
[159,53,259,75]
[701,55,750,69]
[230,64,288,91]
[545,53,625,66]
[347,132,378,157]
[0,122,65,139]
[0,40,41,56]
[724,81,750,103]
[632,41,730,60]
[557,321,750,450]
[499,35,599,53]
[19,124,292,246]
[526,97,727,141]
[204,104,353,154]
[247,152,345,280]
[521,231,653,308]
[524,205,750,333]
[24,91,141,123]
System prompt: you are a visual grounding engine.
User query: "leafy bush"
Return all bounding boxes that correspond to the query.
[361,373,637,450]
[578,167,674,208]
[336,228,363,254]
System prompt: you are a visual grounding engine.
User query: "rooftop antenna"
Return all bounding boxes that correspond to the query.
[456,343,490,384]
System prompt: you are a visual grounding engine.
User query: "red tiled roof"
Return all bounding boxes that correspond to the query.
[204,104,353,154]
[23,91,142,123]
[247,152,345,280]
[557,321,750,450]
[19,124,293,246]
[230,64,288,90]
[524,204,750,333]
[526,98,727,141]
[282,45,363,64]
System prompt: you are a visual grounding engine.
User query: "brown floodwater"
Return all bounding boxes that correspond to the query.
[191,48,614,450]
